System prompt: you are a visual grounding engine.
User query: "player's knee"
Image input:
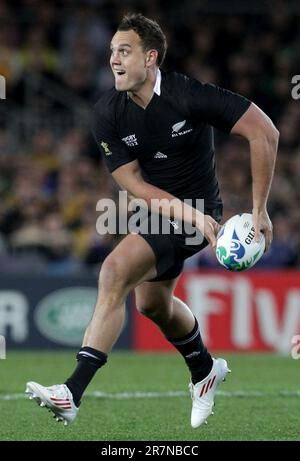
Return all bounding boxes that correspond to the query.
[136,300,171,321]
[99,255,129,292]
[136,301,158,317]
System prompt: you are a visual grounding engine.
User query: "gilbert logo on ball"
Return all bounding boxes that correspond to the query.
[216,213,265,271]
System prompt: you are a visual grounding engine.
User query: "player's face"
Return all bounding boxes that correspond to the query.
[110,30,149,92]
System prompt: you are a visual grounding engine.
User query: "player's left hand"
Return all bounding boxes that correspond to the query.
[252,208,273,252]
[203,215,222,250]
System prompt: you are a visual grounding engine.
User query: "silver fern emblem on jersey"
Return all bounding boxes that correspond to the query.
[172,120,186,133]
[171,120,193,138]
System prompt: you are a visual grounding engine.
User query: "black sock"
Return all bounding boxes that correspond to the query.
[166,317,213,384]
[65,347,107,406]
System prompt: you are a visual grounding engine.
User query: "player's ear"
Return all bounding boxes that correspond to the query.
[146,49,158,67]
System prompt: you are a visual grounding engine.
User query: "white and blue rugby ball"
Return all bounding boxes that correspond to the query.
[216,213,265,271]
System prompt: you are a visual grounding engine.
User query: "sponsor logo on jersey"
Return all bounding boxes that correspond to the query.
[122,134,138,146]
[100,141,112,156]
[154,151,168,159]
[172,120,193,138]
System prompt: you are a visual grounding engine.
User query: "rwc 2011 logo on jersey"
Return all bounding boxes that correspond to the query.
[122,134,138,146]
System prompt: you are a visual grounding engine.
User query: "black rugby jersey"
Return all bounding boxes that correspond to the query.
[92,70,251,209]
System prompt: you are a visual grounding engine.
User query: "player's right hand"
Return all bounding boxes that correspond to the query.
[196,214,222,250]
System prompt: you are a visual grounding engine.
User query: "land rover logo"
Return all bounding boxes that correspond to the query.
[35,287,97,346]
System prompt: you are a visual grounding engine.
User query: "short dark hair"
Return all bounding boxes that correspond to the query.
[117,13,167,67]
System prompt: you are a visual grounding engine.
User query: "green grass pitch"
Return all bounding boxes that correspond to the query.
[0,351,299,441]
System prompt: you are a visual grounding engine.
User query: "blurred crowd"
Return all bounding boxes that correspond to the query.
[0,0,300,274]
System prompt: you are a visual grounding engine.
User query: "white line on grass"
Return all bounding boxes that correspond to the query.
[1,390,300,401]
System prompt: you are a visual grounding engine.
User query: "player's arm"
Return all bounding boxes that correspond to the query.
[230,102,279,250]
[112,160,221,248]
[181,77,279,251]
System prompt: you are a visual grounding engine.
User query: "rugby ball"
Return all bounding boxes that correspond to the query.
[216,213,265,271]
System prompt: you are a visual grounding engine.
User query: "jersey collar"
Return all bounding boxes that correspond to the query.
[153,68,161,96]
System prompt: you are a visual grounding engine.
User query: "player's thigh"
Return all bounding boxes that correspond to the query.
[134,276,179,316]
[100,233,157,289]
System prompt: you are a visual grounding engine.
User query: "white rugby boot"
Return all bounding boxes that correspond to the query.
[189,357,231,428]
[25,381,79,426]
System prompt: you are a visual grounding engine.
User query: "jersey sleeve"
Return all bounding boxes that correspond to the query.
[183,77,251,133]
[91,103,137,173]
